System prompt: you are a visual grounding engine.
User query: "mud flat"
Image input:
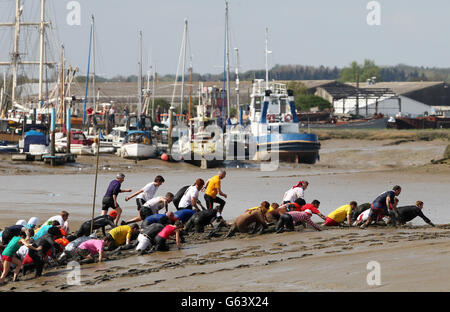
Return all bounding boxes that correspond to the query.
[0,138,449,292]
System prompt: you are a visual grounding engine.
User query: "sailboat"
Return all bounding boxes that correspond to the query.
[117,31,157,159]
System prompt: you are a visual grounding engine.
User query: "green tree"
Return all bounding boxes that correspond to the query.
[286,81,331,112]
[338,60,381,83]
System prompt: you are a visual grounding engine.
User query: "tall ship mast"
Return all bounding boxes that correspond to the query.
[0,0,60,121]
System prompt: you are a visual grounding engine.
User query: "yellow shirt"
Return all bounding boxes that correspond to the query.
[248,205,275,213]
[205,175,221,198]
[109,225,132,246]
[327,204,352,223]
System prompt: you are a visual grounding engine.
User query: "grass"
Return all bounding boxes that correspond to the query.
[310,129,450,142]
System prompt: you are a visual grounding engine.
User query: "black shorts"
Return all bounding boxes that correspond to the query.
[139,206,154,220]
[136,198,146,211]
[102,196,115,211]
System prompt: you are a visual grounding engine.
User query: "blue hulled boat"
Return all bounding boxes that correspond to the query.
[248,80,320,164]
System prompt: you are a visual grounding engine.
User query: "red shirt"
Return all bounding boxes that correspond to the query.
[157,225,176,240]
[297,203,321,215]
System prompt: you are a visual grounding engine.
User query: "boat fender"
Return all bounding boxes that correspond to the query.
[267,114,276,123]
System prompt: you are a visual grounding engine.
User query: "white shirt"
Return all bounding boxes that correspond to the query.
[143,196,165,212]
[45,215,69,232]
[282,187,305,203]
[357,209,371,222]
[17,245,29,261]
[136,182,158,201]
[178,186,199,209]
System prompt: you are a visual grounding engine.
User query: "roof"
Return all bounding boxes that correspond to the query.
[347,81,444,95]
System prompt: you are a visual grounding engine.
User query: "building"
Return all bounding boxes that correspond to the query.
[314,81,450,117]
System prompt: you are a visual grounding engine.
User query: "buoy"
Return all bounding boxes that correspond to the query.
[161,153,169,161]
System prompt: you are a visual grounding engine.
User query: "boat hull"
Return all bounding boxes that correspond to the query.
[119,143,157,159]
[255,132,321,164]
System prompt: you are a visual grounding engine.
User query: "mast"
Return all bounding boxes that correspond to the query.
[11,0,21,105]
[60,44,65,128]
[234,48,240,109]
[138,30,143,116]
[188,56,192,120]
[265,27,270,90]
[91,15,96,112]
[38,0,45,106]
[82,19,93,127]
[152,65,156,119]
[0,0,52,106]
[180,19,188,120]
[225,0,230,119]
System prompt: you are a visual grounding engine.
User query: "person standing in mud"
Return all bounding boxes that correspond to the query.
[101,173,132,226]
[203,170,227,211]
[225,202,271,238]
[125,175,165,212]
[395,201,435,226]
[361,185,401,229]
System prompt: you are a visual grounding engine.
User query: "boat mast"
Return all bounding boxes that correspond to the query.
[138,30,143,117]
[82,19,93,128]
[265,27,270,90]
[0,0,51,106]
[234,47,240,109]
[188,56,192,120]
[180,19,188,121]
[152,65,156,119]
[225,0,230,119]
[91,15,96,112]
[11,0,21,105]
[38,0,46,106]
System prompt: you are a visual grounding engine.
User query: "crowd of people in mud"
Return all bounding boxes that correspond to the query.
[0,169,436,285]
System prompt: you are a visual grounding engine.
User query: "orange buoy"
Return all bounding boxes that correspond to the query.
[161,153,169,161]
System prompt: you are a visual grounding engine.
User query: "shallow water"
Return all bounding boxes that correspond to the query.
[0,165,449,227]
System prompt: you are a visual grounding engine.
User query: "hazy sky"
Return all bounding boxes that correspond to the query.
[2,0,450,78]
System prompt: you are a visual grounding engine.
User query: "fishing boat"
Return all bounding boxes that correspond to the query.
[248,79,321,164]
[246,29,320,164]
[117,130,157,159]
[55,130,93,155]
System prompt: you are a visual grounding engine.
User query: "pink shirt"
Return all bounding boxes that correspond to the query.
[78,239,104,255]
[157,225,176,240]
[287,211,321,231]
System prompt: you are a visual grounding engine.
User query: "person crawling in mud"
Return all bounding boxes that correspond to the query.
[354,198,398,227]
[184,207,223,233]
[142,211,177,228]
[245,202,280,223]
[225,201,271,238]
[392,201,435,227]
[323,201,358,227]
[361,185,401,229]
[275,209,322,233]
[68,210,117,241]
[136,223,164,254]
[350,203,371,223]
[104,224,140,251]
[75,239,105,263]
[152,220,183,251]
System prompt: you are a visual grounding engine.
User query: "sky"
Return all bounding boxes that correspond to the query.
[1,0,450,78]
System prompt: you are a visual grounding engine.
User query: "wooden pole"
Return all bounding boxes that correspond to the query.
[188,60,193,120]
[90,132,101,234]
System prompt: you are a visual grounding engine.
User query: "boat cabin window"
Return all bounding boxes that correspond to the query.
[72,133,85,141]
[267,98,281,115]
[128,133,147,144]
[280,99,290,114]
[254,98,262,111]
